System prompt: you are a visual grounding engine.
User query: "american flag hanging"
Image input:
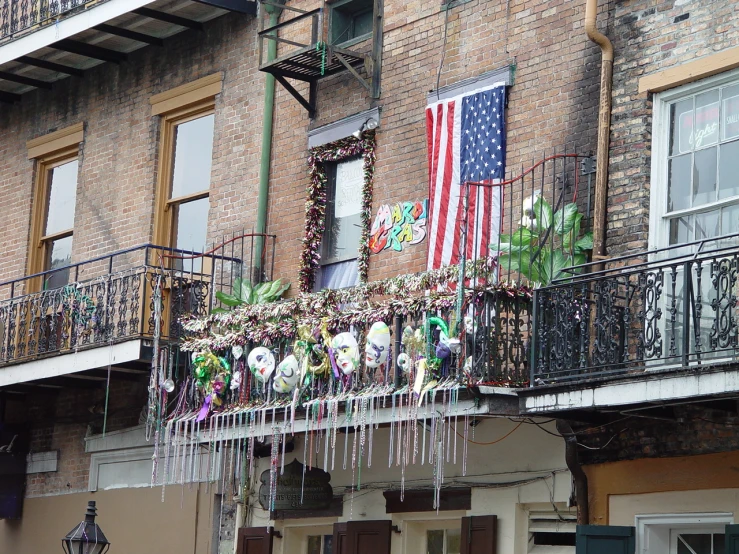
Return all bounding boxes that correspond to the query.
[426,85,506,271]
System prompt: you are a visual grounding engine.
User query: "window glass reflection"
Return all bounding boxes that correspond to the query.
[171,114,215,198]
[45,159,78,235]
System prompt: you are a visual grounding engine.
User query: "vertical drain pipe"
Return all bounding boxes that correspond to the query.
[585,0,613,261]
[254,2,283,282]
[557,420,589,524]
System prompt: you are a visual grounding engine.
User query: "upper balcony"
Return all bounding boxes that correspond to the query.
[0,0,255,104]
[0,235,274,390]
[521,234,739,416]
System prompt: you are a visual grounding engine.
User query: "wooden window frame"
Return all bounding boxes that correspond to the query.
[152,100,216,251]
[151,73,222,252]
[27,139,82,290]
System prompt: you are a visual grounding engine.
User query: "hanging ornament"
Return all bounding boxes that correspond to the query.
[162,379,175,393]
[247,346,276,384]
[273,355,300,394]
[232,345,244,360]
[191,350,231,422]
[365,322,390,369]
[397,353,410,374]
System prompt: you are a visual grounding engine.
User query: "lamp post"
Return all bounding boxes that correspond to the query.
[62,501,111,554]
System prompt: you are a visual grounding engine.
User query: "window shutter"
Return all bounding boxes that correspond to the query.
[575,525,635,554]
[334,522,348,554]
[346,520,392,554]
[237,527,273,554]
[460,515,497,554]
[726,524,739,554]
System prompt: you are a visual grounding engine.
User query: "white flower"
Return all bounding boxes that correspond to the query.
[521,193,540,219]
[519,214,535,230]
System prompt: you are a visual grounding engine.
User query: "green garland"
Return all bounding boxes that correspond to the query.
[182,260,532,351]
[299,130,376,292]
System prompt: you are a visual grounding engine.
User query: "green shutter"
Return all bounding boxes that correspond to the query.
[726,525,739,554]
[576,525,635,554]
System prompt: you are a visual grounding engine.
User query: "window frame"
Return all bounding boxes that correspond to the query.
[327,0,374,47]
[152,100,216,254]
[649,67,739,251]
[28,143,81,291]
[635,512,733,554]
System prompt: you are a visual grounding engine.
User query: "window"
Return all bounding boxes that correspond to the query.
[329,0,373,46]
[27,123,84,291]
[307,534,334,554]
[151,74,222,273]
[636,513,733,554]
[426,528,461,554]
[650,68,739,250]
[528,507,576,553]
[318,157,364,289]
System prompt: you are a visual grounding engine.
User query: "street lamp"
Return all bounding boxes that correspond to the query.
[62,501,111,554]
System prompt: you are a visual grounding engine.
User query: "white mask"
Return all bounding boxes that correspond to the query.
[247,346,275,383]
[365,322,391,368]
[273,355,300,393]
[332,332,359,376]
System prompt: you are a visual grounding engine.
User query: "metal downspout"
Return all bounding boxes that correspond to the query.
[585,0,614,261]
[556,420,590,525]
[254,3,282,281]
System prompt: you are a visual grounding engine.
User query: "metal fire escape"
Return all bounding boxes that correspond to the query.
[257,0,383,117]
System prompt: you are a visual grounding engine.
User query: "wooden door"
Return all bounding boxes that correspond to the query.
[333,520,391,554]
[237,527,273,554]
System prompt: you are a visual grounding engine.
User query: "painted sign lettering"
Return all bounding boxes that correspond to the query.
[369,199,428,253]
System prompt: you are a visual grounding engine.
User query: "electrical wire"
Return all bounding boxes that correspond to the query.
[435,1,455,100]
[452,419,524,445]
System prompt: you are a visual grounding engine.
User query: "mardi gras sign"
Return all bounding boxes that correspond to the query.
[369,199,428,253]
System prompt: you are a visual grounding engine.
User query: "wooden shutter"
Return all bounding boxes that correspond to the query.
[726,525,739,554]
[333,522,348,554]
[333,520,392,554]
[237,527,273,554]
[460,515,497,554]
[576,525,635,554]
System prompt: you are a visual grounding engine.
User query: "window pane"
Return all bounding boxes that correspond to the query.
[669,216,692,245]
[353,9,373,37]
[677,533,712,554]
[45,235,72,289]
[670,98,693,156]
[668,154,692,212]
[722,83,739,141]
[173,197,209,273]
[171,114,215,199]
[323,158,363,263]
[694,89,720,149]
[695,209,719,241]
[319,259,358,290]
[721,203,739,239]
[718,139,739,200]
[427,530,444,554]
[307,535,321,554]
[446,528,461,554]
[45,159,78,235]
[323,534,333,554]
[714,533,726,553]
[693,147,717,206]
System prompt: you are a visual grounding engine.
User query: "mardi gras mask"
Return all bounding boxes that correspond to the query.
[247,346,275,383]
[365,322,390,368]
[273,354,300,393]
[332,332,359,376]
[438,330,461,357]
[397,352,411,373]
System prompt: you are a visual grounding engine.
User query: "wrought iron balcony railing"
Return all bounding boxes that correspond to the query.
[531,234,739,385]
[0,236,274,368]
[0,0,103,42]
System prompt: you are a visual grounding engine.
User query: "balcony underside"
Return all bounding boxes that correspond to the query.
[0,0,253,104]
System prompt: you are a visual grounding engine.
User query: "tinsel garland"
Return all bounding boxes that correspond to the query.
[182,260,531,351]
[299,130,376,293]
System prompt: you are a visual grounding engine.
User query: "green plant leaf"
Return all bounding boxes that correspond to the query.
[275,281,291,298]
[574,232,594,253]
[563,214,583,249]
[232,277,244,301]
[553,203,580,236]
[533,196,553,232]
[210,307,229,314]
[216,291,243,307]
[511,227,536,246]
[538,249,570,285]
[497,254,521,274]
[239,280,254,304]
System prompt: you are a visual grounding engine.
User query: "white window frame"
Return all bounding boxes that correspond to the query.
[635,512,733,554]
[649,67,739,251]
